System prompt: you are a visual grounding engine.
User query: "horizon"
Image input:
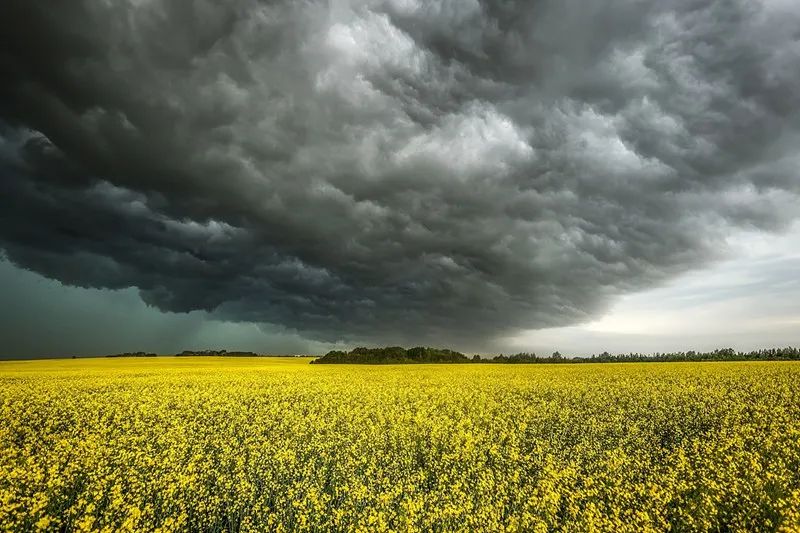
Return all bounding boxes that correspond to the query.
[3,343,799,362]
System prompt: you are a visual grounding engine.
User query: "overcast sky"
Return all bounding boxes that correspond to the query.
[1,0,799,358]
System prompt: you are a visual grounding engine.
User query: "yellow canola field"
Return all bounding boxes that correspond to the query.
[1,358,799,532]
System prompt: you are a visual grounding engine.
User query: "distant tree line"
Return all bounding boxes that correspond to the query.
[480,351,563,363]
[311,346,471,364]
[106,351,158,358]
[312,346,800,364]
[582,347,800,363]
[176,350,261,357]
[101,346,800,363]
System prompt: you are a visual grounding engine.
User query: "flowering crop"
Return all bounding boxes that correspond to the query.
[1,358,799,531]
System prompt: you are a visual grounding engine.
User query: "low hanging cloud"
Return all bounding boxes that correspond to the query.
[1,0,799,349]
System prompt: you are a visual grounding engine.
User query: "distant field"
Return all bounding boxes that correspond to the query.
[1,358,799,531]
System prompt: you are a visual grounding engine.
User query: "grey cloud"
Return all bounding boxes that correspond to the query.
[0,257,330,358]
[0,0,799,350]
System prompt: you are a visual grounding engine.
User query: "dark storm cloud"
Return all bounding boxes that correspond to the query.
[1,0,799,348]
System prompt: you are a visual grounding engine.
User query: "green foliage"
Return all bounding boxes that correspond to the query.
[311,346,470,364]
[176,350,261,357]
[586,347,800,363]
[105,352,157,358]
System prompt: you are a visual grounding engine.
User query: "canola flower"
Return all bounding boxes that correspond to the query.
[1,358,799,532]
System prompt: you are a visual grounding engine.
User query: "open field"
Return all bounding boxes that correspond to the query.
[1,358,800,532]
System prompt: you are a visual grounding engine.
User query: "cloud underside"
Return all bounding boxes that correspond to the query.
[1,0,799,347]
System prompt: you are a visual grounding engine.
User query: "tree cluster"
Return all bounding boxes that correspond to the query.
[105,351,158,358]
[176,350,261,357]
[585,347,800,363]
[479,351,565,364]
[311,346,470,364]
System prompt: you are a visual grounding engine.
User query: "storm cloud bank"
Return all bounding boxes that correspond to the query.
[1,0,799,348]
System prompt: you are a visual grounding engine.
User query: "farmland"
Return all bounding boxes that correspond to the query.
[1,358,799,531]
